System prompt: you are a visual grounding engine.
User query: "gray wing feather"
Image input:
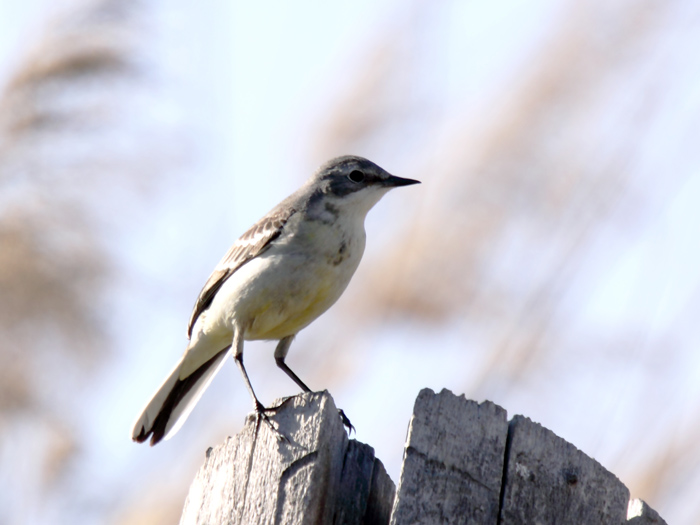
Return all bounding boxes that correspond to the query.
[187,206,295,337]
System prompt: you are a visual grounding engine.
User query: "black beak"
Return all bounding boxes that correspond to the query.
[384,174,421,187]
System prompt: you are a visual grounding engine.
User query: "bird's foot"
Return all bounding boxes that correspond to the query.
[338,408,355,434]
[252,400,289,443]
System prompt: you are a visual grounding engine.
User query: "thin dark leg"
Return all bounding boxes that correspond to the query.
[234,352,288,442]
[234,352,266,413]
[275,356,312,393]
[274,352,354,434]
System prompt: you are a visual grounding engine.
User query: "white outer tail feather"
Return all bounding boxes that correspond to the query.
[131,348,232,443]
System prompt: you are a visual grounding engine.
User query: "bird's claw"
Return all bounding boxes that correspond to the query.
[338,408,354,434]
[253,402,290,443]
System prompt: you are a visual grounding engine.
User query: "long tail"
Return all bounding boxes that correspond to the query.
[131,346,231,446]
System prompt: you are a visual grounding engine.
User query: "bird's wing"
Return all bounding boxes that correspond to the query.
[187,205,296,337]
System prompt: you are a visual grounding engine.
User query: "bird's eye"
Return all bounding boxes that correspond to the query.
[348,170,365,183]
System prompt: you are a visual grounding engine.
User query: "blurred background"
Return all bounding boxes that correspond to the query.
[1,0,699,523]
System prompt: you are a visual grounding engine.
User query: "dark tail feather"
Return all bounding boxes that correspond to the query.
[132,347,230,446]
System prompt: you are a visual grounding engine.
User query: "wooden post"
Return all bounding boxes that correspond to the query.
[179,389,666,525]
[389,390,508,524]
[179,391,394,525]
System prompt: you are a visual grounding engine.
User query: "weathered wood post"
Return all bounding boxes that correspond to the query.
[180,391,394,525]
[179,389,666,525]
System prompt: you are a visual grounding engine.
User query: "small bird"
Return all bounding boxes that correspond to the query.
[132,155,420,445]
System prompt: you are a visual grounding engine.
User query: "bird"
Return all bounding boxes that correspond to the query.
[131,155,420,445]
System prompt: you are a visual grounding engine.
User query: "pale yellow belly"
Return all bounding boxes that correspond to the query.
[203,246,360,342]
[244,277,337,340]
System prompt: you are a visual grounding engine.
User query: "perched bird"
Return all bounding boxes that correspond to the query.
[132,155,420,445]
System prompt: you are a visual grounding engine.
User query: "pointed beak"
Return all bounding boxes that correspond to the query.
[383,174,421,188]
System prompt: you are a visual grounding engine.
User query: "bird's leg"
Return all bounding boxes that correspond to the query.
[232,330,287,441]
[274,335,354,433]
[274,336,311,393]
[233,352,265,413]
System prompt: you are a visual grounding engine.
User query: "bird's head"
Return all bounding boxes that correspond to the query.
[306,155,420,219]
